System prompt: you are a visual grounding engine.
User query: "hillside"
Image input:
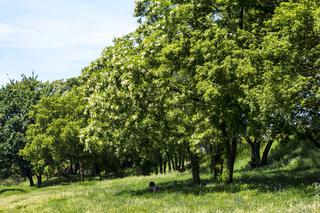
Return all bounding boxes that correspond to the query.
[1,141,319,213]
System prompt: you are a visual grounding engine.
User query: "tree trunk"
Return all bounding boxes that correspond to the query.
[251,141,261,168]
[69,160,74,175]
[163,160,167,174]
[36,174,42,187]
[155,165,158,175]
[210,144,224,180]
[210,145,216,179]
[168,156,172,172]
[159,155,163,174]
[249,140,261,168]
[94,163,101,180]
[178,156,183,171]
[174,155,179,171]
[75,162,80,174]
[181,157,185,171]
[220,122,238,184]
[25,167,34,187]
[189,152,200,184]
[244,135,261,168]
[79,161,84,182]
[225,137,237,184]
[260,140,273,166]
[171,158,175,171]
[239,6,244,29]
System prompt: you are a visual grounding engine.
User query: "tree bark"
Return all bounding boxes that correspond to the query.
[225,136,237,184]
[260,140,273,166]
[174,155,179,171]
[168,156,172,172]
[239,6,244,29]
[36,174,42,187]
[178,156,183,171]
[220,123,237,184]
[251,140,261,168]
[25,167,34,187]
[159,154,163,174]
[79,161,84,182]
[189,152,201,184]
[171,158,175,171]
[94,163,101,180]
[75,162,80,174]
[155,164,158,175]
[154,163,159,175]
[210,144,224,180]
[181,157,185,171]
[245,135,261,168]
[69,160,74,175]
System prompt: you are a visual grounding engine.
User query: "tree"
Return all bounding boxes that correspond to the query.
[0,74,46,186]
[21,84,87,184]
[257,0,320,150]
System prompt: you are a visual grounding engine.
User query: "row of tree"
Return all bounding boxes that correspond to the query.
[1,0,319,186]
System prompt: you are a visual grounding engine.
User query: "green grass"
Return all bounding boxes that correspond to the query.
[1,171,319,213]
[1,142,320,212]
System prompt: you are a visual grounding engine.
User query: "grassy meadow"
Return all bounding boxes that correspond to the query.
[1,141,320,213]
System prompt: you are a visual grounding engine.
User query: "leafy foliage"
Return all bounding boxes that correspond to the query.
[1,0,319,186]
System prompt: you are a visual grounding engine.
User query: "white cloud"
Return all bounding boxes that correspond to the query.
[0,0,137,86]
[0,15,135,49]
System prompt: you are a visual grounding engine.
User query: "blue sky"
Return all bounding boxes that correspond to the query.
[0,0,137,86]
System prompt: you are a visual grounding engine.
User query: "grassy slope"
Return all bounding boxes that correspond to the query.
[1,141,320,213]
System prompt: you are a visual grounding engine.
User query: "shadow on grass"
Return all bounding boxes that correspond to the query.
[40,176,105,188]
[41,177,74,188]
[115,167,320,197]
[39,171,128,188]
[0,188,26,194]
[115,178,242,197]
[238,167,320,191]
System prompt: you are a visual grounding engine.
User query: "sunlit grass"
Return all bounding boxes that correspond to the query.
[1,141,320,212]
[1,169,319,213]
